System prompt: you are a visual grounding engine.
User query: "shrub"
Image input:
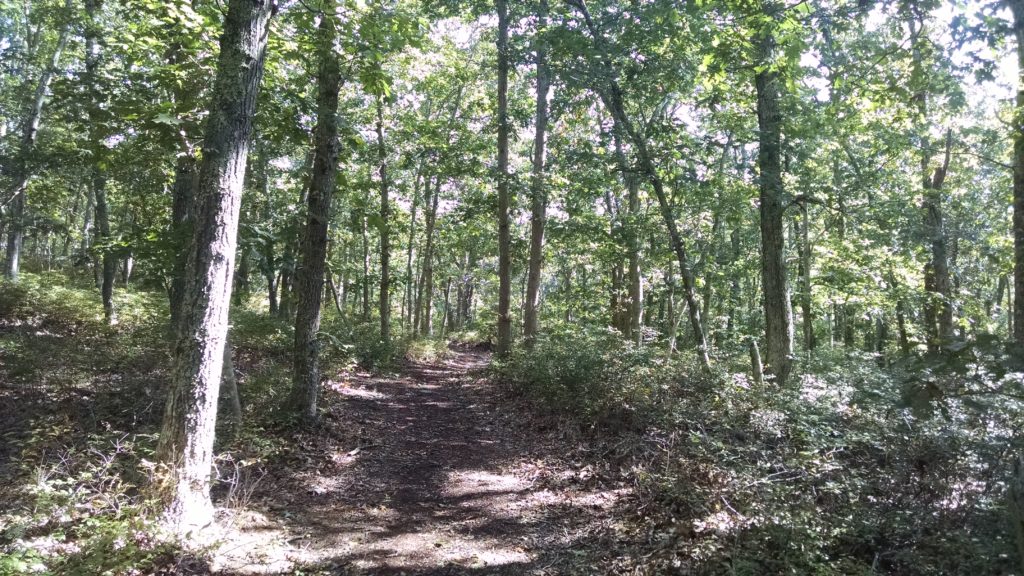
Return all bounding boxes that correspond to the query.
[495,326,686,428]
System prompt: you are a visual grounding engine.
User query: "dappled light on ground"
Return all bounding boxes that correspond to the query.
[212,348,630,575]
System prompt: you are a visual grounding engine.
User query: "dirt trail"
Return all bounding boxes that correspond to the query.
[217,347,631,575]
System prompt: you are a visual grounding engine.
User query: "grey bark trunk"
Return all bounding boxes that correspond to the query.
[375,96,392,345]
[921,132,954,352]
[906,13,954,352]
[169,156,198,331]
[155,0,273,538]
[220,332,242,439]
[85,0,115,323]
[523,0,550,345]
[495,0,513,356]
[1012,1,1024,347]
[291,9,340,423]
[419,178,440,336]
[797,202,814,351]
[611,129,643,345]
[361,211,370,321]
[403,167,422,331]
[755,12,794,385]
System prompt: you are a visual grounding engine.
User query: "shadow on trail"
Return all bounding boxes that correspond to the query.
[233,347,628,575]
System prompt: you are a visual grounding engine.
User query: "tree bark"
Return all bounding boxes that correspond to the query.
[495,0,513,356]
[797,201,814,351]
[169,156,198,330]
[85,0,115,323]
[523,0,550,346]
[155,0,273,538]
[361,211,370,321]
[755,8,794,385]
[922,132,954,351]
[219,331,243,439]
[906,12,954,352]
[403,166,422,331]
[441,276,452,338]
[1012,0,1024,347]
[375,96,392,345]
[291,7,340,423]
[610,128,643,345]
[419,177,440,336]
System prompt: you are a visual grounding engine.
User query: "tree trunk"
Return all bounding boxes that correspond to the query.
[4,11,70,280]
[495,0,513,356]
[419,179,440,336]
[749,338,764,386]
[922,132,954,351]
[155,0,273,538]
[1012,0,1024,347]
[375,96,392,345]
[80,183,95,258]
[291,8,339,423]
[219,332,243,439]
[726,225,740,339]
[906,12,954,352]
[611,129,643,345]
[755,11,794,385]
[233,246,250,305]
[572,0,709,368]
[361,211,370,321]
[523,0,550,346]
[328,270,343,314]
[666,263,678,354]
[403,166,422,331]
[797,201,814,351]
[85,0,116,324]
[441,276,452,338]
[169,155,199,330]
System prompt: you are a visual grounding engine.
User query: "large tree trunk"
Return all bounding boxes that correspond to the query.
[4,13,70,281]
[610,129,643,345]
[85,0,116,324]
[375,96,392,345]
[495,0,513,356]
[1012,0,1024,347]
[291,8,340,423]
[523,0,550,346]
[905,13,954,352]
[755,10,794,385]
[922,132,954,352]
[155,0,273,539]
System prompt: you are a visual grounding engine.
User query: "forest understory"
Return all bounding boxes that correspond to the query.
[4,0,1024,573]
[1,273,1022,575]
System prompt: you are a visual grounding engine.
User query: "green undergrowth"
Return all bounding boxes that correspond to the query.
[494,326,695,429]
[0,273,407,574]
[497,327,1024,574]
[0,273,196,575]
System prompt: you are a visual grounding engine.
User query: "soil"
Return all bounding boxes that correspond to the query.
[214,346,635,575]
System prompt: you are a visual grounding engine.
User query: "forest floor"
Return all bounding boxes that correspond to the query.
[214,346,636,575]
